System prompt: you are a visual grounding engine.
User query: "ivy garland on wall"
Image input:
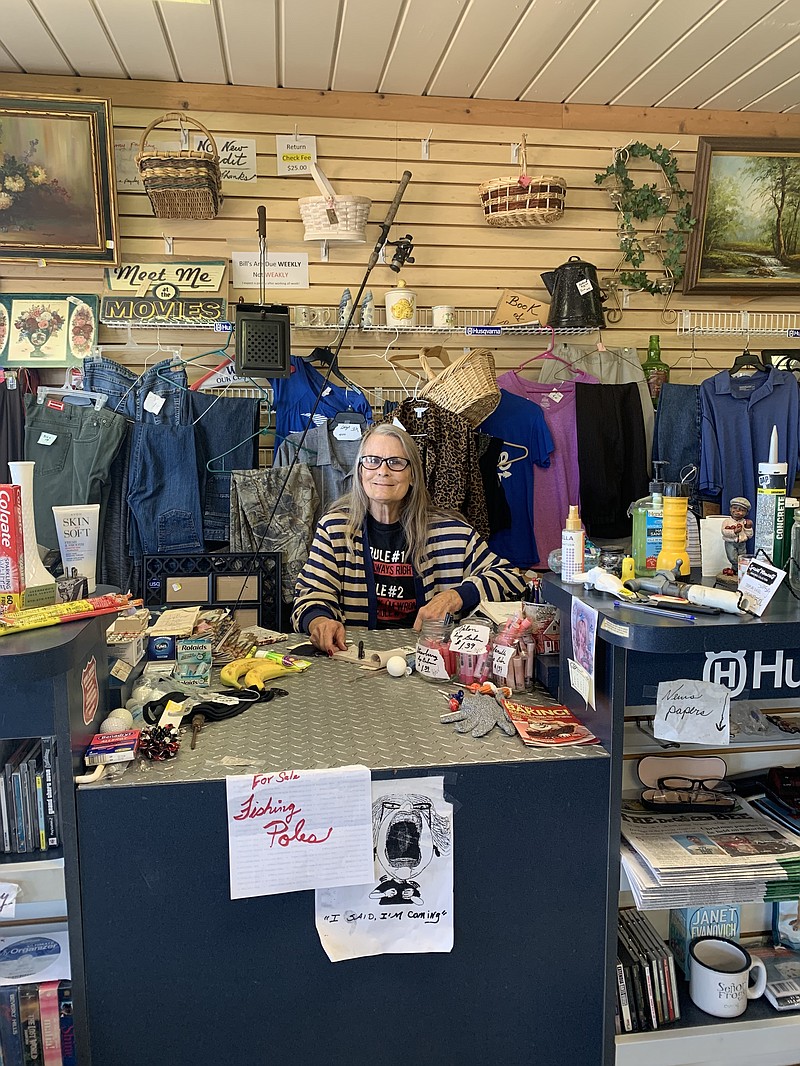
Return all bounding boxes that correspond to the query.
[594,142,695,296]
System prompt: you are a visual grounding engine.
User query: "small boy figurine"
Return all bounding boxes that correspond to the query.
[721,497,754,575]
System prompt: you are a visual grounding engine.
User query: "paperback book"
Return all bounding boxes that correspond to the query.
[504,701,598,746]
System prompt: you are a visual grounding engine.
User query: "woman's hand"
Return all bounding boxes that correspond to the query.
[308,617,348,654]
[414,589,464,631]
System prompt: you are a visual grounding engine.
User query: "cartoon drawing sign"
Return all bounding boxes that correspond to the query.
[315,776,454,962]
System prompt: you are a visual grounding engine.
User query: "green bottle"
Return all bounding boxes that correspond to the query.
[629,461,667,577]
[642,334,669,407]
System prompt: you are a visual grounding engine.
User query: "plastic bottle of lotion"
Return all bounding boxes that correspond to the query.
[561,505,585,583]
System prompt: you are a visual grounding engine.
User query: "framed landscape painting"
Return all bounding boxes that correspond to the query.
[684,138,800,294]
[0,94,118,265]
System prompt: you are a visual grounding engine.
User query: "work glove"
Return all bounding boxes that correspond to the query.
[440,692,516,739]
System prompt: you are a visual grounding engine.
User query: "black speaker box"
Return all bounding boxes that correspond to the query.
[234,302,291,377]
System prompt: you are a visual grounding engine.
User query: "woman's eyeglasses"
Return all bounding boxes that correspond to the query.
[360,455,410,471]
[653,776,735,807]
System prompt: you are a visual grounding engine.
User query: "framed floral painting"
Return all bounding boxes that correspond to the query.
[0,94,118,264]
[0,295,99,367]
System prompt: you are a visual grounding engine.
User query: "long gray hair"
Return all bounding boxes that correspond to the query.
[333,423,442,570]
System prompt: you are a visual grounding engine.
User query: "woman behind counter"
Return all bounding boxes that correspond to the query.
[292,423,526,653]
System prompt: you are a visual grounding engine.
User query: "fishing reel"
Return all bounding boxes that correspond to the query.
[386,234,415,272]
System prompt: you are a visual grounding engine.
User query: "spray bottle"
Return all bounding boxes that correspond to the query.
[629,460,667,576]
[754,425,787,566]
[561,505,585,584]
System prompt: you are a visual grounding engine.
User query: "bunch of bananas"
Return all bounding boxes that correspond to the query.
[219,657,304,692]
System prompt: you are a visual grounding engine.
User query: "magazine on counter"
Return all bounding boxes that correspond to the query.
[504,701,599,747]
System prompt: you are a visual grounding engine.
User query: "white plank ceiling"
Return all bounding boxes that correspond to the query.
[1,0,800,112]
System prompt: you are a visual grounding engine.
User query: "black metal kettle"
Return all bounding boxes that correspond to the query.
[541,255,606,330]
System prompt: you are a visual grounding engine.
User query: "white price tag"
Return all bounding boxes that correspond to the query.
[143,392,166,415]
[332,423,362,441]
[37,432,57,446]
[415,646,449,680]
[0,883,19,920]
[576,278,593,295]
[449,623,491,655]
[738,556,786,616]
[491,643,515,679]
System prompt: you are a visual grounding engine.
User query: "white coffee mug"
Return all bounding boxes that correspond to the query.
[310,307,331,326]
[689,936,767,1018]
[294,305,311,327]
[432,304,456,329]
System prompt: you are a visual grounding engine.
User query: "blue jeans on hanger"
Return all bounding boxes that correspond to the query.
[82,356,204,568]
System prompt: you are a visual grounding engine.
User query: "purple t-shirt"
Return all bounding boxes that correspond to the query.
[478,389,553,568]
[497,371,582,565]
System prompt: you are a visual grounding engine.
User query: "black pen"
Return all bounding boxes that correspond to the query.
[612,600,696,622]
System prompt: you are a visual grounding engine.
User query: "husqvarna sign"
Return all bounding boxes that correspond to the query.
[703,650,800,699]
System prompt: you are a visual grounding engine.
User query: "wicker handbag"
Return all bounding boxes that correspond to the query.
[417,346,500,426]
[478,135,566,228]
[136,112,223,220]
[298,162,371,242]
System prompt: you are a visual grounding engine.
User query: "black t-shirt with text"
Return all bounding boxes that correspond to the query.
[367,514,418,626]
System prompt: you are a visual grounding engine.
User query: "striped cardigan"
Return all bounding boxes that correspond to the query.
[292,510,526,632]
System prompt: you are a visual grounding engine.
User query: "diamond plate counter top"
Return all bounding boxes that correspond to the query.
[88,628,607,787]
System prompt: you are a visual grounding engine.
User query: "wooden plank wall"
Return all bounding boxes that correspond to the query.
[1,83,799,451]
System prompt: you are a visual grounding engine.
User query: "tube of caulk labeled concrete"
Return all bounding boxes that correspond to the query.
[754,425,787,566]
[52,504,99,593]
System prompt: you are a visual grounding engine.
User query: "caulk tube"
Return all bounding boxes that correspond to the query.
[754,425,787,566]
[52,505,99,593]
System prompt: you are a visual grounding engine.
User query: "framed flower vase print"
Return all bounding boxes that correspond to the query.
[0,295,99,367]
[0,94,118,265]
[683,137,800,294]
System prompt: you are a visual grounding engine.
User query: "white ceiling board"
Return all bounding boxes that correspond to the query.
[93,0,176,81]
[427,0,533,99]
[217,0,277,86]
[379,0,466,96]
[523,0,661,103]
[658,1,798,108]
[568,0,723,105]
[31,0,124,77]
[742,71,800,112]
[475,0,594,101]
[700,34,800,110]
[611,0,785,107]
[281,0,340,89]
[157,0,227,84]
[0,0,73,75]
[332,0,403,93]
[0,39,23,73]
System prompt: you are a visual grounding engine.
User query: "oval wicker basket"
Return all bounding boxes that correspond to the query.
[417,346,500,427]
[478,135,566,228]
[299,162,371,242]
[136,112,223,220]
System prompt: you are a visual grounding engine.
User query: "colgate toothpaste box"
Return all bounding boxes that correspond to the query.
[0,484,25,610]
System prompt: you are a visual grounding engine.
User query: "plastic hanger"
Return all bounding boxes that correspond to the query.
[730,333,770,376]
[329,408,367,428]
[36,385,108,410]
[498,441,529,464]
[302,346,361,392]
[551,338,643,382]
[514,326,562,371]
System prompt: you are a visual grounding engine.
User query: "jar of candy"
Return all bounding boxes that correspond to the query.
[448,619,494,687]
[414,619,455,683]
[598,545,625,578]
[491,616,535,693]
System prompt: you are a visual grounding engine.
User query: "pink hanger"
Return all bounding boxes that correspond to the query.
[514,326,570,371]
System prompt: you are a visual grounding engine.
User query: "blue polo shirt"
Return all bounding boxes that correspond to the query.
[700,369,800,513]
[270,356,373,441]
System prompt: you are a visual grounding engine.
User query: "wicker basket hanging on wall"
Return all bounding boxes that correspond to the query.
[136,112,223,220]
[478,135,566,228]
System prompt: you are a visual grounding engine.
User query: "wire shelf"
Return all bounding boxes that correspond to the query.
[678,310,800,335]
[292,306,597,335]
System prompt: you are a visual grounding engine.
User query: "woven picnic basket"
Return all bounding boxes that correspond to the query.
[298,162,371,242]
[478,135,566,228]
[417,345,500,426]
[136,112,223,220]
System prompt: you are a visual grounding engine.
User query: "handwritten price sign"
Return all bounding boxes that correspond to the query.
[226,765,373,899]
[449,623,491,655]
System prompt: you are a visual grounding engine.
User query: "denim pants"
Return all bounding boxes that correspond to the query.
[24,395,128,551]
[82,356,203,576]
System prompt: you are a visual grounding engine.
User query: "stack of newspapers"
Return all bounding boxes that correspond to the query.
[620,799,800,909]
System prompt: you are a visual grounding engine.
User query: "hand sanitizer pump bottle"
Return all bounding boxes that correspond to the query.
[630,460,667,577]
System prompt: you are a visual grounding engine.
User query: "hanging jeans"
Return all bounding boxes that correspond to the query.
[82,357,203,588]
[23,395,128,552]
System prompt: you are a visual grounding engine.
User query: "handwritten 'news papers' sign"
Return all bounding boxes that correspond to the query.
[225,765,373,898]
